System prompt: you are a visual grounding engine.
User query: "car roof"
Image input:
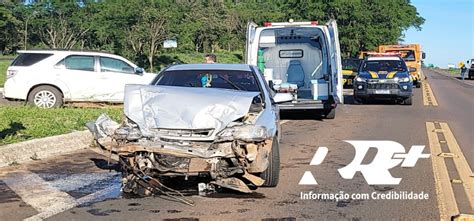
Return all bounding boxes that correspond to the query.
[366,56,402,61]
[166,64,253,71]
[17,49,117,57]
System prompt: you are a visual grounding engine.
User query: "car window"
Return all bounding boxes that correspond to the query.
[342,59,361,70]
[11,53,53,66]
[362,60,407,72]
[100,57,134,74]
[386,50,416,61]
[154,70,261,92]
[56,55,95,71]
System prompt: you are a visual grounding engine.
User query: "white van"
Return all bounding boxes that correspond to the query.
[245,20,343,119]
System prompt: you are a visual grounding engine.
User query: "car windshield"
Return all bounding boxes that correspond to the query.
[154,70,260,92]
[386,50,416,61]
[362,60,407,72]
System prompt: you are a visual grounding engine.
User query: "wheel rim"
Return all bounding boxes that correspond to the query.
[33,90,56,108]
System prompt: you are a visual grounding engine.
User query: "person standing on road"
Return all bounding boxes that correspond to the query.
[460,64,467,80]
[204,54,217,64]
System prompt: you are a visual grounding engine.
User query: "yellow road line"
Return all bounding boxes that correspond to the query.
[422,81,438,106]
[439,122,474,210]
[426,122,459,220]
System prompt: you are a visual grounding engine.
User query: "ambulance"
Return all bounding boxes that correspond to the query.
[245,20,343,119]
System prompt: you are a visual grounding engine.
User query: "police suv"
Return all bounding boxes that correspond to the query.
[353,54,413,105]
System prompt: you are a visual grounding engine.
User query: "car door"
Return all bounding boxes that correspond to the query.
[325,20,344,104]
[245,21,258,64]
[97,56,153,102]
[55,55,100,100]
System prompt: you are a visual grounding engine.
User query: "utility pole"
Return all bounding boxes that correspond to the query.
[24,12,37,50]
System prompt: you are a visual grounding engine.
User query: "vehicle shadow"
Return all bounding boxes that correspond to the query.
[344,95,400,105]
[89,158,121,172]
[455,76,473,81]
[280,110,325,121]
[0,122,26,139]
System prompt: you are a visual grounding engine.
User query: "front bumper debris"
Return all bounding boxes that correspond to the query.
[88,114,272,202]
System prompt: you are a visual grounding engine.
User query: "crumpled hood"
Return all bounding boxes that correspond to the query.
[123,84,260,137]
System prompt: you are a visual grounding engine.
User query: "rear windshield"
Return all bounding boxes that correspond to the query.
[154,70,260,92]
[361,60,407,72]
[11,53,53,66]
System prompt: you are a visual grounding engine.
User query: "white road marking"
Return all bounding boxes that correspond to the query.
[24,185,121,221]
[3,171,77,213]
[3,170,122,221]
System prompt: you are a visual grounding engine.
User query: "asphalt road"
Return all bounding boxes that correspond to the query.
[0,68,472,220]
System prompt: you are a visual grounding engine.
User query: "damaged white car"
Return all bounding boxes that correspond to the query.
[88,64,292,197]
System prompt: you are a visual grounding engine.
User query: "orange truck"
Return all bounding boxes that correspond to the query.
[378,44,426,87]
[358,51,377,59]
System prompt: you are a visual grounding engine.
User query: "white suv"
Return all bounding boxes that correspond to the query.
[4,50,156,108]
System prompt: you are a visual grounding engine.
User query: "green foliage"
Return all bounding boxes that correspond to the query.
[0,0,424,67]
[0,59,12,87]
[0,106,122,145]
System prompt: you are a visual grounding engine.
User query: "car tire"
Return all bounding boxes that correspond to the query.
[415,81,421,88]
[403,96,412,105]
[260,137,280,187]
[325,108,336,119]
[353,96,364,105]
[27,85,63,108]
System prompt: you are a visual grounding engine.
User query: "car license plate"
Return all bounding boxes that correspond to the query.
[375,89,390,94]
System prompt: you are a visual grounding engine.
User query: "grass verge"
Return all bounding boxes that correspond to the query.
[0,106,122,145]
[0,60,11,87]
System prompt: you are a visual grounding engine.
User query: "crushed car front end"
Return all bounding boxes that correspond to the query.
[88,84,278,197]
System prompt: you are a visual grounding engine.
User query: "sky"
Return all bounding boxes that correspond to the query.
[402,0,473,68]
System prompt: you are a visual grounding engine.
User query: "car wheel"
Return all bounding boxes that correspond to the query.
[260,137,280,187]
[353,96,363,105]
[325,108,336,119]
[403,96,412,105]
[28,86,63,108]
[415,81,421,88]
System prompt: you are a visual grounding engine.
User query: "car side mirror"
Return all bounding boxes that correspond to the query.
[135,67,144,75]
[422,52,426,59]
[409,67,417,72]
[273,93,293,104]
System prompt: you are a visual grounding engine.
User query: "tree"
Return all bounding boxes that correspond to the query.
[0,3,22,54]
[0,0,425,64]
